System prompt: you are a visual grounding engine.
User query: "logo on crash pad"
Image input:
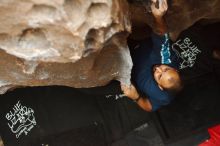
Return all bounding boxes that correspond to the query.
[5,100,37,138]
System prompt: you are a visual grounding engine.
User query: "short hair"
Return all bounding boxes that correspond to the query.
[163,76,184,95]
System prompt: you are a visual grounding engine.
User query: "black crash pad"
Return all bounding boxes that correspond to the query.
[0,81,149,146]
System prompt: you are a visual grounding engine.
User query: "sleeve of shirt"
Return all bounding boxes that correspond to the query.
[145,82,173,111]
[136,70,174,111]
[148,84,174,111]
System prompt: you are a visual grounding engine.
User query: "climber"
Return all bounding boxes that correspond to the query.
[121,0,182,112]
[121,0,220,112]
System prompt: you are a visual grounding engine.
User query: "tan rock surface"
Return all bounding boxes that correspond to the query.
[1,0,220,94]
[0,0,132,94]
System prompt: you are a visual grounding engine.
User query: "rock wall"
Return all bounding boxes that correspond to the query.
[1,0,220,94]
[0,0,132,94]
[129,0,220,40]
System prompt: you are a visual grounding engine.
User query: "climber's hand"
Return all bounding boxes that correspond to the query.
[151,0,168,18]
[121,84,139,100]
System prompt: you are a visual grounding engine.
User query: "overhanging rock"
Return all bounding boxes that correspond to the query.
[0,0,132,94]
[1,0,220,94]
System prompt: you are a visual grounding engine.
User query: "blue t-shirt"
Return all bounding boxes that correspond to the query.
[132,33,178,111]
